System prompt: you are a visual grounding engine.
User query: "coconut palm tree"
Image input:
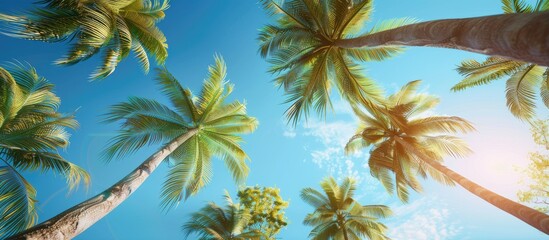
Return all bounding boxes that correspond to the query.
[301,177,391,240]
[8,55,258,239]
[345,80,549,234]
[0,0,169,79]
[452,0,549,120]
[0,63,90,238]
[182,191,263,240]
[259,0,549,123]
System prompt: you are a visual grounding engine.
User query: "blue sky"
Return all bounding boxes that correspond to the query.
[0,0,547,239]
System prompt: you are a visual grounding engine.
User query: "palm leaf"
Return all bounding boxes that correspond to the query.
[0,166,37,238]
[505,65,545,119]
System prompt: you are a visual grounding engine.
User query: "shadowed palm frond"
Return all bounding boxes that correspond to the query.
[0,0,170,79]
[505,65,546,119]
[0,62,89,237]
[347,80,474,202]
[259,0,414,124]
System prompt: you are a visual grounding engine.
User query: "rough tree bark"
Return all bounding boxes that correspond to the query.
[8,128,199,240]
[335,12,549,67]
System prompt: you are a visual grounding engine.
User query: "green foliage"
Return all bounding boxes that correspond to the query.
[237,186,289,239]
[452,0,549,120]
[517,119,549,213]
[301,177,392,240]
[0,0,170,80]
[258,0,416,124]
[182,191,263,240]
[346,80,474,203]
[0,62,90,238]
[102,55,258,210]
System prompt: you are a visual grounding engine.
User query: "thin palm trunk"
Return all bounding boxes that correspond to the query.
[423,158,549,234]
[7,128,199,240]
[335,12,549,67]
[341,226,350,240]
[395,138,549,234]
[338,217,350,240]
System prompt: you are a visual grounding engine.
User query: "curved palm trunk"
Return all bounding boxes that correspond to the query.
[395,138,549,234]
[8,128,198,240]
[423,158,549,234]
[335,12,549,67]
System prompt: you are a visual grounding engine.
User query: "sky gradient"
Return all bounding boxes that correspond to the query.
[0,0,547,239]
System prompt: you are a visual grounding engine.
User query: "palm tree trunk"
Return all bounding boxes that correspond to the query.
[335,12,549,67]
[341,228,350,240]
[394,138,549,234]
[422,157,549,234]
[339,218,350,240]
[8,128,199,240]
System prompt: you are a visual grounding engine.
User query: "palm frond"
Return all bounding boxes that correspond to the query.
[502,0,533,13]
[0,166,37,239]
[344,46,404,62]
[505,65,545,119]
[5,150,90,191]
[452,57,525,91]
[539,69,549,109]
[422,135,472,159]
[338,0,373,37]
[407,116,475,136]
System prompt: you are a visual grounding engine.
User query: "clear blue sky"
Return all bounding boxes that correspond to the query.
[0,1,547,239]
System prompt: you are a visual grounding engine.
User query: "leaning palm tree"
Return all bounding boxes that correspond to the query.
[182,191,263,240]
[0,63,90,238]
[345,80,549,234]
[301,177,391,240]
[452,0,549,120]
[259,0,549,123]
[0,0,169,79]
[8,55,258,239]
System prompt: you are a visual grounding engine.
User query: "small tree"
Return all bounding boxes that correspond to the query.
[237,186,289,239]
[517,119,549,213]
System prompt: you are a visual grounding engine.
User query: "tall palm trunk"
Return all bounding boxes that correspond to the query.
[395,138,549,234]
[8,128,199,240]
[423,157,549,234]
[335,12,549,67]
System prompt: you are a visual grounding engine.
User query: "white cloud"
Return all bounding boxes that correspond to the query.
[302,118,365,182]
[282,128,296,138]
[388,197,463,240]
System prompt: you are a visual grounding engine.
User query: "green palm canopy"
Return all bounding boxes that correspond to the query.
[103,55,258,210]
[301,177,392,240]
[0,63,89,238]
[258,0,415,124]
[452,0,549,120]
[346,80,549,234]
[0,0,169,79]
[182,191,263,240]
[346,80,474,202]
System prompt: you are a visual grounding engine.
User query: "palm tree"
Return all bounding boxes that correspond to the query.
[452,0,549,120]
[345,80,549,234]
[0,0,169,79]
[301,177,391,240]
[8,56,258,239]
[182,191,263,240]
[259,0,549,123]
[0,63,90,238]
